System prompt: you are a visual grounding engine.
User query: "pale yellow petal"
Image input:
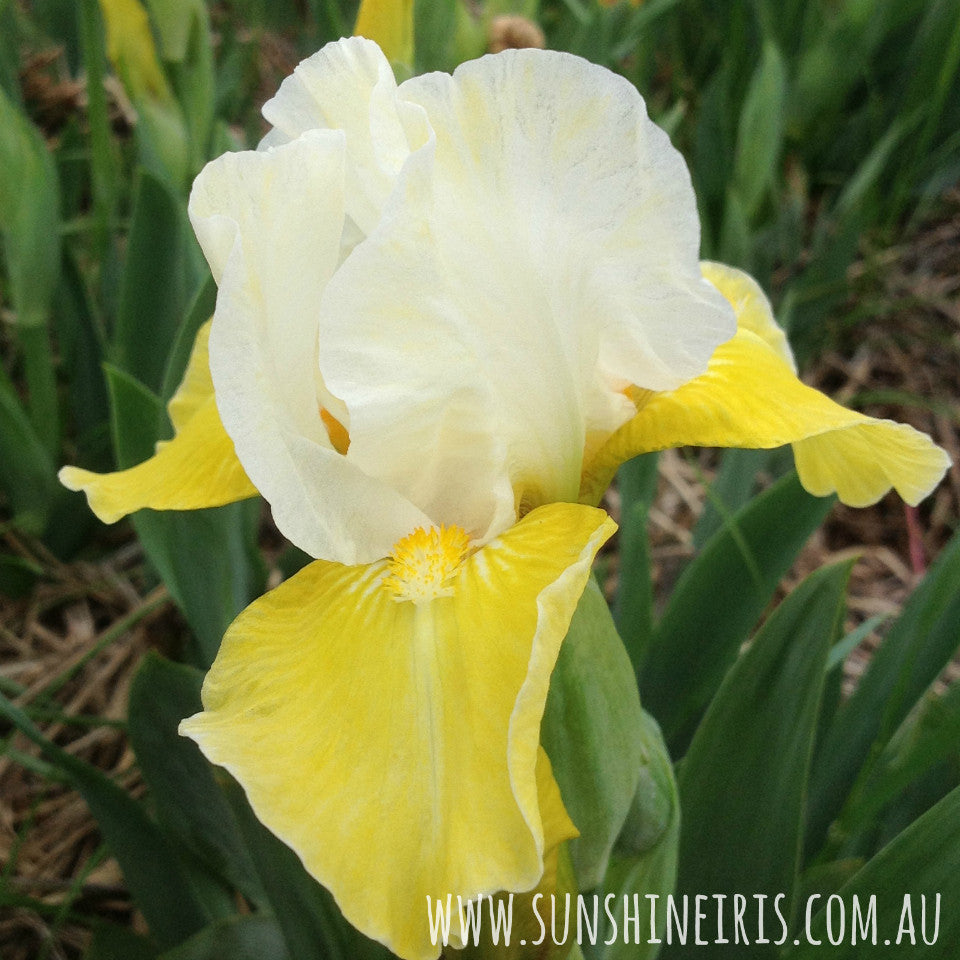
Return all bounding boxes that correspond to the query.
[99,0,174,103]
[353,0,413,68]
[792,421,949,507]
[166,319,215,435]
[535,747,578,854]
[700,260,796,371]
[454,751,576,958]
[60,319,256,522]
[316,51,731,545]
[580,327,948,507]
[60,398,256,523]
[180,502,614,960]
[258,37,421,234]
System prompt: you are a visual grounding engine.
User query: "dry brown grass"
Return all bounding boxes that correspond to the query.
[0,533,169,959]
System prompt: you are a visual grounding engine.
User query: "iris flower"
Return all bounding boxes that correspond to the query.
[61,38,948,960]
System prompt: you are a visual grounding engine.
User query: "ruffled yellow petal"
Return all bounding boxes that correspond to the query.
[792,422,948,507]
[180,502,615,960]
[580,266,950,508]
[700,261,796,370]
[59,322,256,522]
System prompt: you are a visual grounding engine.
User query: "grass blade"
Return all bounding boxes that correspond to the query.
[128,653,266,906]
[808,526,960,856]
[613,453,659,674]
[787,784,960,958]
[664,561,851,959]
[640,472,834,755]
[0,692,210,948]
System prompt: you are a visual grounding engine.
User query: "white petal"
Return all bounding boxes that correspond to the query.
[403,50,733,392]
[189,130,430,563]
[315,49,732,541]
[260,36,427,235]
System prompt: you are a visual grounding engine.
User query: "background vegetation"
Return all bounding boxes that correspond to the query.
[1,0,958,957]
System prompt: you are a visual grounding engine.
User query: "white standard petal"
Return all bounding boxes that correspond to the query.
[315,48,732,543]
[404,49,733,393]
[260,36,428,235]
[189,130,431,564]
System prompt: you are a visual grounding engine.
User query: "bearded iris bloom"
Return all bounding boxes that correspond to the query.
[61,37,948,960]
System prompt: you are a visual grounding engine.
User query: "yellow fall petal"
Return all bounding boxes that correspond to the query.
[452,750,576,956]
[792,423,948,507]
[180,502,615,960]
[166,320,216,435]
[535,748,578,858]
[580,266,950,508]
[353,0,414,68]
[59,321,256,522]
[700,261,796,370]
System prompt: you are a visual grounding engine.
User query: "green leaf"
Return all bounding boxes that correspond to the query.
[692,448,767,548]
[86,924,159,960]
[718,184,753,269]
[105,362,166,462]
[78,0,119,255]
[160,916,289,960]
[788,0,889,146]
[808,526,960,855]
[0,692,209,949]
[0,2,21,101]
[0,366,56,534]
[640,472,834,756]
[691,65,735,252]
[97,0,189,188]
[56,251,111,468]
[414,0,459,73]
[786,784,960,958]
[144,0,216,170]
[114,168,188,394]
[731,40,787,220]
[779,213,863,365]
[826,614,889,673]
[817,615,889,754]
[889,0,960,226]
[664,561,851,960]
[138,504,264,667]
[592,711,679,960]
[542,578,645,890]
[128,653,266,906]
[838,682,960,845]
[0,84,61,331]
[832,111,920,223]
[104,365,264,665]
[613,453,659,674]
[143,0,203,61]
[0,84,62,453]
